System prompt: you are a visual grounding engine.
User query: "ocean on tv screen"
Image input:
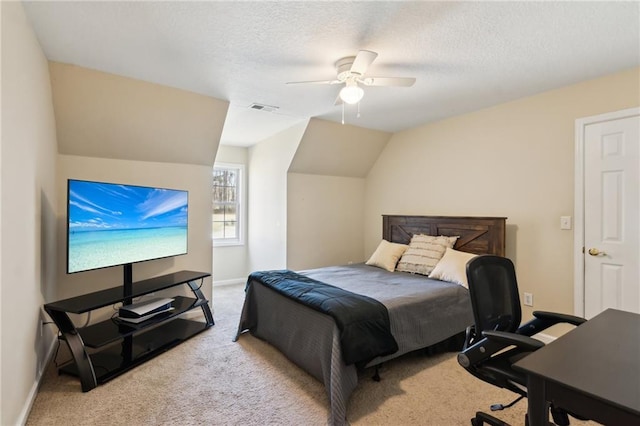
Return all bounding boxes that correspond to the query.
[68,226,188,273]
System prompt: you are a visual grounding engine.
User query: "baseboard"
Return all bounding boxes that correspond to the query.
[213,278,245,287]
[17,335,58,425]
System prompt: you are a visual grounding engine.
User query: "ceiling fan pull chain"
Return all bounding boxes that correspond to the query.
[357,101,361,118]
[342,102,345,125]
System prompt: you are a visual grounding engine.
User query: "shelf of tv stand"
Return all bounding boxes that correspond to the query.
[46,270,210,313]
[77,296,208,348]
[44,270,214,392]
[59,318,209,385]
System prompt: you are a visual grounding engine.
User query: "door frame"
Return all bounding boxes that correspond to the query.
[574,107,640,317]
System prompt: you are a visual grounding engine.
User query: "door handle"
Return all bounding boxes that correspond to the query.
[588,248,607,256]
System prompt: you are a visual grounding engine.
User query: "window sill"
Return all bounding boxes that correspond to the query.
[213,240,244,248]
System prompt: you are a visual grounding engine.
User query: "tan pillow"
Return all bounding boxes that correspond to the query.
[365,239,409,272]
[396,234,458,276]
[429,247,478,288]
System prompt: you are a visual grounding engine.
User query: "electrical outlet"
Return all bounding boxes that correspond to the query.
[523,292,534,307]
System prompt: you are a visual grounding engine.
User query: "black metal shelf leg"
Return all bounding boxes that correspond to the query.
[45,309,97,391]
[187,280,215,326]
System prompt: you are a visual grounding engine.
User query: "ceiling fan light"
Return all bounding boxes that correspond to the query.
[339,83,364,104]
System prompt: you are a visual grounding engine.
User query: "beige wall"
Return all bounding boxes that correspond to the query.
[1,2,59,424]
[49,62,228,167]
[213,145,249,284]
[286,118,390,270]
[365,67,640,333]
[47,62,227,317]
[216,144,248,165]
[248,122,307,272]
[287,173,365,270]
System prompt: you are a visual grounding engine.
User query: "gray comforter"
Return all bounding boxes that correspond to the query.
[245,269,399,366]
[235,263,473,425]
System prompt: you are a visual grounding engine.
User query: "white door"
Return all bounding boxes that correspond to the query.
[578,108,640,319]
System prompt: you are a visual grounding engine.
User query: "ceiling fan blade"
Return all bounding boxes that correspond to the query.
[285,79,341,85]
[361,77,416,87]
[350,50,378,75]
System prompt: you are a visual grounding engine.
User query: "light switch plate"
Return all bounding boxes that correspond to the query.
[523,292,533,307]
[560,216,572,230]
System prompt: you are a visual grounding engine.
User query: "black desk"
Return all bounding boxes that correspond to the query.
[514,309,640,426]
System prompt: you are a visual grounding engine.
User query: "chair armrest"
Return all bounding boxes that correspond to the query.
[458,336,507,368]
[517,310,586,336]
[482,330,545,351]
[533,310,586,327]
[457,331,543,368]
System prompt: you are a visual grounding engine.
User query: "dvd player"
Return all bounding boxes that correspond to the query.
[119,297,174,319]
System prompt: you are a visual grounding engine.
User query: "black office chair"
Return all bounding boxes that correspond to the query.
[457,255,586,426]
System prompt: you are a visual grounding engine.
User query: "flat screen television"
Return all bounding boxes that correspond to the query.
[67,179,188,301]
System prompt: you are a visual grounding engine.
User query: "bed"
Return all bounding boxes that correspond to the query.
[235,215,506,425]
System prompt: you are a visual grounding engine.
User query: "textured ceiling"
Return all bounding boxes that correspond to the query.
[23,1,640,145]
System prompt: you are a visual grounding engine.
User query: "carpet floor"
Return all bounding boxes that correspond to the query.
[27,284,597,425]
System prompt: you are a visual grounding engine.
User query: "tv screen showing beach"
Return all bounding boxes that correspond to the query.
[67,180,188,274]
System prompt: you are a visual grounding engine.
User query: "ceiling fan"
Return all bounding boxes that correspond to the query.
[286,50,416,106]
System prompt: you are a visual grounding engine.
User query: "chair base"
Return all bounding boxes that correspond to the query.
[471,412,518,426]
[472,407,572,426]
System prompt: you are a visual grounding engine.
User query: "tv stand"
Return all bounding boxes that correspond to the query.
[44,270,214,391]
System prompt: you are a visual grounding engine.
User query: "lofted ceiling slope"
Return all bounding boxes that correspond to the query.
[49,62,228,166]
[22,1,640,146]
[289,118,391,178]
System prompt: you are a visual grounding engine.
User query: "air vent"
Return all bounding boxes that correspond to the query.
[249,103,279,113]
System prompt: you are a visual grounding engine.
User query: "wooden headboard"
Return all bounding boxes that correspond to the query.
[382,215,506,256]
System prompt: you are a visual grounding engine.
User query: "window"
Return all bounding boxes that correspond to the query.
[212,163,243,245]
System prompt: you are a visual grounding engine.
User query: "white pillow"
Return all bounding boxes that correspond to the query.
[365,240,409,272]
[428,247,478,288]
[396,234,458,276]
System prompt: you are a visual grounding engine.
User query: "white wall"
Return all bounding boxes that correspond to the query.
[213,145,249,284]
[287,173,365,270]
[57,155,213,318]
[365,67,640,335]
[247,121,307,272]
[1,2,59,424]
